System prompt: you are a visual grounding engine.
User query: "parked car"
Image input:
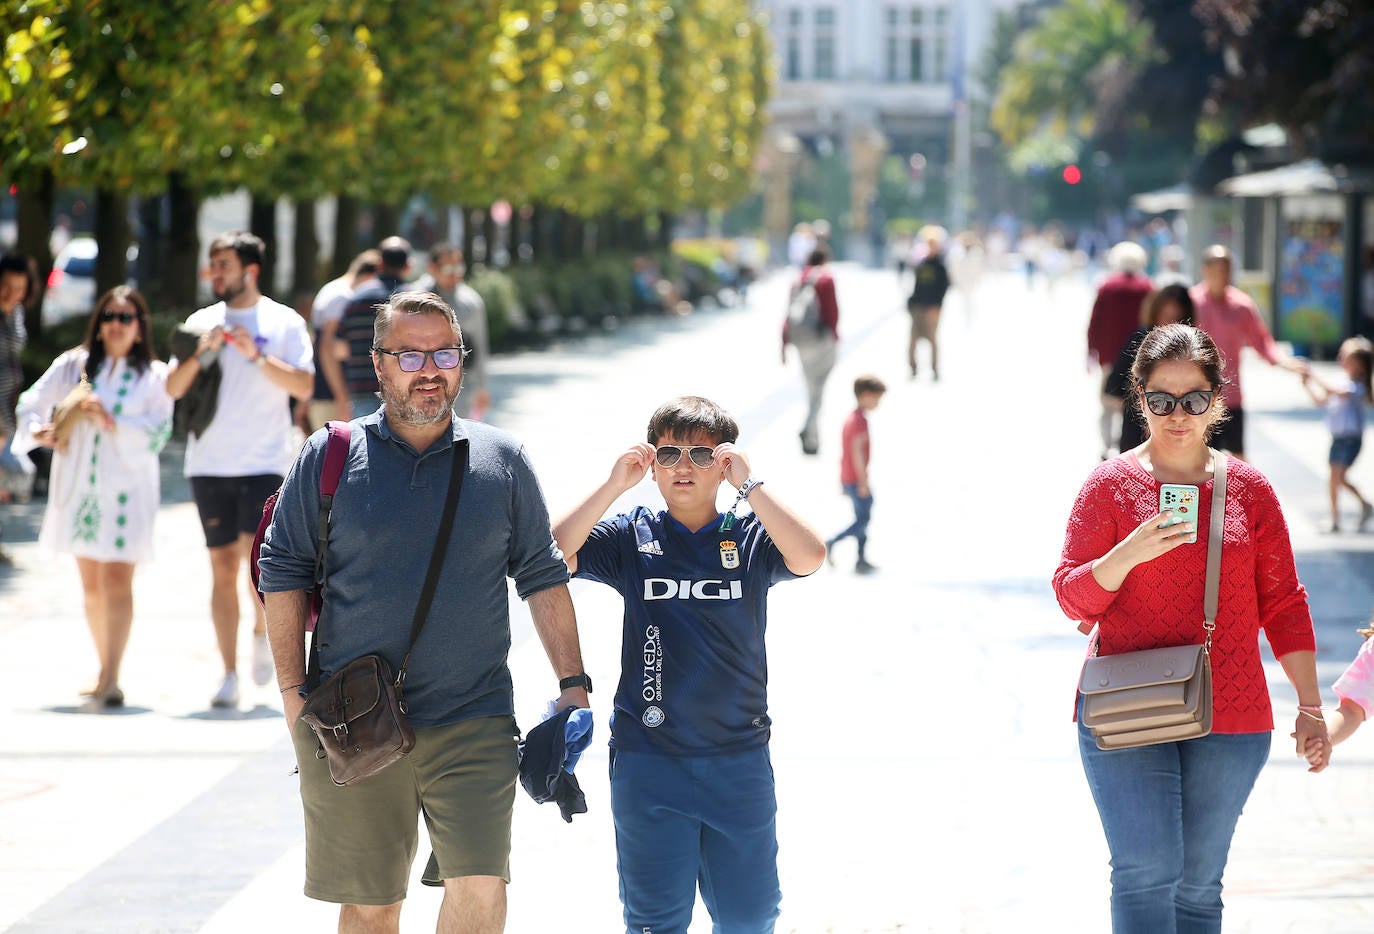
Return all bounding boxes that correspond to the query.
[41,237,98,328]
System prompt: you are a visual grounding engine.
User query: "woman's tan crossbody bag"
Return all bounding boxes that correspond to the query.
[1078,453,1227,751]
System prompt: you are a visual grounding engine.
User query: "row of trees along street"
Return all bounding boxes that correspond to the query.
[1,0,770,342]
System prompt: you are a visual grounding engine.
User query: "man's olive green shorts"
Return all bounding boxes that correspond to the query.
[291,714,519,905]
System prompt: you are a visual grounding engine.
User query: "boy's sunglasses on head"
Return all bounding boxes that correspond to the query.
[1143,390,1214,417]
[655,445,715,468]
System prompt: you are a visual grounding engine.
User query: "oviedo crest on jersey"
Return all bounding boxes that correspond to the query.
[719,540,740,570]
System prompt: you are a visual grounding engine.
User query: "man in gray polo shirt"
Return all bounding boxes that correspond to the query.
[259,290,590,932]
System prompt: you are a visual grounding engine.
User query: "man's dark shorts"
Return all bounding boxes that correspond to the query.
[1209,408,1246,457]
[190,474,282,548]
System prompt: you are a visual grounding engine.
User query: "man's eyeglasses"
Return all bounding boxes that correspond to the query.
[654,445,716,469]
[375,347,465,372]
[438,264,465,276]
[99,310,137,324]
[1142,389,1214,417]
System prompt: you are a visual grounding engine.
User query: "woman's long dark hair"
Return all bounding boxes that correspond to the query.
[82,286,156,376]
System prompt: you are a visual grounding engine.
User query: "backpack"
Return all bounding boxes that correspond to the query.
[251,420,352,632]
[785,271,825,343]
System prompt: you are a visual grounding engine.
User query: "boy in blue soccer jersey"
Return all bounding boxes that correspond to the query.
[553,396,826,934]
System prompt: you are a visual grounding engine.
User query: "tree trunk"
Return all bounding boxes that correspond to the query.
[292,199,319,300]
[249,194,278,296]
[137,194,165,308]
[480,209,496,267]
[461,207,477,266]
[15,167,55,336]
[657,210,673,250]
[529,204,546,263]
[508,207,525,264]
[94,188,130,299]
[372,202,401,241]
[164,171,201,313]
[332,195,359,276]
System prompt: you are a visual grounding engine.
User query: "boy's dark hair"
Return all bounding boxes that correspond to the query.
[854,375,887,397]
[806,245,830,267]
[0,252,35,300]
[646,396,739,446]
[208,231,265,269]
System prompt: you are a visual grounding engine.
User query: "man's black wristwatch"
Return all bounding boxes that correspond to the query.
[559,673,593,693]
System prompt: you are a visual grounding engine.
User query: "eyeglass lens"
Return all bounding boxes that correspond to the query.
[1144,390,1212,417]
[100,311,137,324]
[655,445,716,468]
[391,348,463,372]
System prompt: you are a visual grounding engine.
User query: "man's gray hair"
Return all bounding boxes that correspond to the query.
[372,290,463,350]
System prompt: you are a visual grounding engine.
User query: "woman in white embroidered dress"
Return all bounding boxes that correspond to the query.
[14,286,172,708]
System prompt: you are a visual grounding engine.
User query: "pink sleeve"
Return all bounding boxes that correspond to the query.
[1053,470,1123,623]
[1334,638,1374,719]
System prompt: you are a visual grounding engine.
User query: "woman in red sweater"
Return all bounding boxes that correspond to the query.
[1053,323,1328,933]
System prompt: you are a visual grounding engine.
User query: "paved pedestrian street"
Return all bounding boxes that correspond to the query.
[2,267,1372,932]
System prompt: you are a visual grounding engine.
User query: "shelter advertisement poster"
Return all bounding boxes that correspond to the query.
[1278,219,1344,346]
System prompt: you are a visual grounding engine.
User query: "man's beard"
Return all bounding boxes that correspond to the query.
[213,276,248,304]
[379,372,462,426]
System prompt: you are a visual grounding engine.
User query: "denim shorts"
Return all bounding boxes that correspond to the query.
[1330,434,1363,467]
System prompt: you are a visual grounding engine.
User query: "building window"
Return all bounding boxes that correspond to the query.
[884,5,950,84]
[784,8,803,80]
[814,7,836,80]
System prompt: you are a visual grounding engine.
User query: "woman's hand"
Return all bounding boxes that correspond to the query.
[32,424,58,449]
[1292,713,1331,773]
[1091,511,1195,592]
[78,395,115,430]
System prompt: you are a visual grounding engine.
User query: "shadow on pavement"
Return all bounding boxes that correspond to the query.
[179,704,281,722]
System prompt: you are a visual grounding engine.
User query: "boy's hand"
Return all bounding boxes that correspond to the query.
[714,442,751,488]
[610,443,654,492]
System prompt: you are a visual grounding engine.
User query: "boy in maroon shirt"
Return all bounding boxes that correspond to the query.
[826,375,886,574]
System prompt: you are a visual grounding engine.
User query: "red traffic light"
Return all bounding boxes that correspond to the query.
[1062,165,1082,185]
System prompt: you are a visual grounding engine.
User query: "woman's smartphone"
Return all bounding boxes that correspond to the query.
[1159,484,1199,543]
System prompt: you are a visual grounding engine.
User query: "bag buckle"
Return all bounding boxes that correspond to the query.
[330,722,350,747]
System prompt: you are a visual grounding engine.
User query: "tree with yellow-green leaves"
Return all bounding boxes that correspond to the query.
[2,0,770,328]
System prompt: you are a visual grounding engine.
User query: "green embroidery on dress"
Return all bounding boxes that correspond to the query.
[146,418,172,454]
[115,536,126,550]
[117,492,128,505]
[73,494,101,543]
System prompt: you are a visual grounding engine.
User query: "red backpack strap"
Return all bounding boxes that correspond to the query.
[312,420,353,586]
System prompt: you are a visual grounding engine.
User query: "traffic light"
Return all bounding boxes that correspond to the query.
[1062,164,1082,185]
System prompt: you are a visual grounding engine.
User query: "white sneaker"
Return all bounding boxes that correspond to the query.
[251,634,273,687]
[211,672,240,709]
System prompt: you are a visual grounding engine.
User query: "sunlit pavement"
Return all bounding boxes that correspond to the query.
[2,265,1372,932]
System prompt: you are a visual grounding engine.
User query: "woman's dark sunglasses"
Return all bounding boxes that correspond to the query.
[1143,389,1214,417]
[375,347,464,372]
[654,445,716,468]
[99,310,138,324]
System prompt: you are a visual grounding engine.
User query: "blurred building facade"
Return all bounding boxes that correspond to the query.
[754,0,1022,264]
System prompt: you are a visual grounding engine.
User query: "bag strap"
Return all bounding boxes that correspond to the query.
[396,437,469,685]
[312,420,353,592]
[1202,451,1227,653]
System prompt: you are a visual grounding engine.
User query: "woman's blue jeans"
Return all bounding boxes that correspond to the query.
[1077,711,1270,934]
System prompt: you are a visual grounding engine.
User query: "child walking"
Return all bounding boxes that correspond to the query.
[826,374,886,574]
[1300,336,1374,532]
[1320,619,1374,746]
[552,395,826,934]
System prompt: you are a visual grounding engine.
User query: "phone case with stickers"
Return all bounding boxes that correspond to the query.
[1159,483,1199,544]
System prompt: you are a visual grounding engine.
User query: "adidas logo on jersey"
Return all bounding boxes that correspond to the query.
[642,578,743,601]
[637,540,663,555]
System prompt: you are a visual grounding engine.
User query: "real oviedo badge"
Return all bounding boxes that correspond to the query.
[719,540,740,570]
